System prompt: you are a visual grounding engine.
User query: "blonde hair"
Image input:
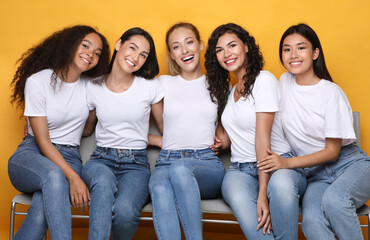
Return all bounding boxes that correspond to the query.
[165,22,201,76]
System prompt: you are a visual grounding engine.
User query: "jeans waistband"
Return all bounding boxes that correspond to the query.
[25,134,79,149]
[231,161,257,168]
[160,148,213,158]
[96,146,146,154]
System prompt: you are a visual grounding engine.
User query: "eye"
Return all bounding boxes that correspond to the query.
[298,46,305,50]
[82,44,89,49]
[283,48,290,52]
[140,53,147,59]
[187,40,194,45]
[230,44,237,48]
[130,46,135,51]
[172,45,179,50]
[216,48,222,54]
[94,51,101,57]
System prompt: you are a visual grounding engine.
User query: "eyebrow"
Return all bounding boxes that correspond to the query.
[130,42,149,55]
[283,42,307,47]
[216,40,237,49]
[170,37,194,47]
[82,39,102,52]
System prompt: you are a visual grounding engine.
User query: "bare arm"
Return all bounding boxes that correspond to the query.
[82,109,97,137]
[214,124,231,150]
[255,112,275,235]
[29,116,90,211]
[258,138,342,172]
[151,99,163,134]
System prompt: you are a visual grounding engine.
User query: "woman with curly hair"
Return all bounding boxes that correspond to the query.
[81,27,163,240]
[8,25,110,240]
[148,22,225,240]
[258,23,370,240]
[205,23,306,240]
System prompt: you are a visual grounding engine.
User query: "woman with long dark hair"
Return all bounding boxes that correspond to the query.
[8,25,110,240]
[81,27,163,240]
[205,23,305,240]
[258,23,370,240]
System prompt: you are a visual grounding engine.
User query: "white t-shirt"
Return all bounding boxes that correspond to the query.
[160,75,218,150]
[86,76,163,149]
[24,69,89,146]
[221,71,291,163]
[279,72,356,157]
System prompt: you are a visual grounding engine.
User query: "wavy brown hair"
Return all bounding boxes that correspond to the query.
[10,25,110,110]
[205,23,264,122]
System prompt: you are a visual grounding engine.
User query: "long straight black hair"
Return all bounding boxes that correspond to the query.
[279,23,332,82]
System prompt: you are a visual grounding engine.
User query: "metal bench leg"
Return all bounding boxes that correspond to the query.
[368,213,369,240]
[10,201,16,240]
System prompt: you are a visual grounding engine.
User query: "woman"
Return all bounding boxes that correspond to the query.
[205,23,305,240]
[257,23,370,240]
[148,22,225,240]
[8,25,110,240]
[81,27,163,240]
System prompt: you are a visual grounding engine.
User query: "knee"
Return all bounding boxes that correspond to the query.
[113,202,140,226]
[169,161,190,180]
[321,188,348,214]
[268,175,297,204]
[44,167,68,190]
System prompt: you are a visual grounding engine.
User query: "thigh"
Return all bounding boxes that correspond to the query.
[269,168,307,197]
[82,159,116,190]
[58,146,83,176]
[302,180,329,219]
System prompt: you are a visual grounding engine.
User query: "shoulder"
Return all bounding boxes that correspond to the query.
[27,69,54,84]
[255,70,278,87]
[278,72,293,84]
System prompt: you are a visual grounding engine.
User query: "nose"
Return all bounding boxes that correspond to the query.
[133,52,139,62]
[182,45,188,54]
[224,48,231,58]
[291,48,298,58]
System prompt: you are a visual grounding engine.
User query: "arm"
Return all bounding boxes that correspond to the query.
[151,99,163,134]
[210,124,231,153]
[255,112,275,235]
[82,109,97,137]
[258,138,342,172]
[148,134,162,148]
[29,116,90,211]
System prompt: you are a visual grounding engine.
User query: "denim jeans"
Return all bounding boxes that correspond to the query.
[301,143,370,240]
[149,148,225,240]
[267,153,307,240]
[82,147,150,240]
[222,161,274,240]
[8,135,83,240]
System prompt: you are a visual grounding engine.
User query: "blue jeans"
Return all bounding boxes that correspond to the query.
[82,147,150,240]
[222,161,274,240]
[149,148,225,240]
[8,135,83,240]
[301,143,370,240]
[267,153,307,240]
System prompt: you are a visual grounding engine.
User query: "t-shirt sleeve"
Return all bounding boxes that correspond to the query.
[254,73,279,112]
[24,76,46,117]
[86,81,96,111]
[324,85,356,140]
[150,79,164,104]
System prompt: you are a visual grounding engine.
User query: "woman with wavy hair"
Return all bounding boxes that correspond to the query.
[148,22,225,240]
[81,27,163,240]
[8,25,110,240]
[258,23,370,240]
[205,23,306,240]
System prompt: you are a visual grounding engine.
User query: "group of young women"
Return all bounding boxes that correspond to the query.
[8,20,370,240]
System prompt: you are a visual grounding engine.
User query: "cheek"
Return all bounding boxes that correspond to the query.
[216,54,223,65]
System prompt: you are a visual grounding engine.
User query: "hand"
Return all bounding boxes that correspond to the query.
[210,136,222,155]
[23,117,28,139]
[257,149,288,173]
[256,195,272,235]
[69,175,90,211]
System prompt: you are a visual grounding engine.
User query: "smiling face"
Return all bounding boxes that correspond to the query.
[168,27,202,74]
[71,32,103,73]
[215,32,248,76]
[281,33,319,77]
[115,35,150,74]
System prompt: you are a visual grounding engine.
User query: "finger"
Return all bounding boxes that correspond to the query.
[256,207,263,230]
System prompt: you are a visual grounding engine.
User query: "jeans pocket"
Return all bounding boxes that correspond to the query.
[132,153,150,168]
[90,148,104,159]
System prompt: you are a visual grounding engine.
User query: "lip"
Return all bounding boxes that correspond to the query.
[125,59,136,67]
[181,55,194,64]
[289,61,302,67]
[224,58,237,66]
[81,57,91,65]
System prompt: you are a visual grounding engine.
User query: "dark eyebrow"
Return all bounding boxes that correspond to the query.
[130,43,149,55]
[216,40,237,49]
[82,39,102,52]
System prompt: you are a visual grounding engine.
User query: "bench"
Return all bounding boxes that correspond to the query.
[10,112,370,239]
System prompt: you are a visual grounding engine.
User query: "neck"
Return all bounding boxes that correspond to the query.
[105,63,135,91]
[58,67,81,83]
[180,65,203,81]
[294,70,321,86]
[234,67,246,83]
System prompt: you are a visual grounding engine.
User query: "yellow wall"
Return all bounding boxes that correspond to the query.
[1,0,369,237]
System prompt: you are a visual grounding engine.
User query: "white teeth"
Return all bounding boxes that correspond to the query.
[81,58,90,64]
[226,59,236,64]
[126,60,135,66]
[182,56,194,61]
[291,62,301,65]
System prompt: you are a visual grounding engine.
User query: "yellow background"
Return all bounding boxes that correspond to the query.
[1,0,369,238]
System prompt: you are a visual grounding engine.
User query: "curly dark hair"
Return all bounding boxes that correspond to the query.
[10,25,110,110]
[205,23,264,122]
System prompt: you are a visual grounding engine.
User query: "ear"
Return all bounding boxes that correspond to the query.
[115,39,122,51]
[313,48,320,60]
[245,44,249,53]
[199,41,204,51]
